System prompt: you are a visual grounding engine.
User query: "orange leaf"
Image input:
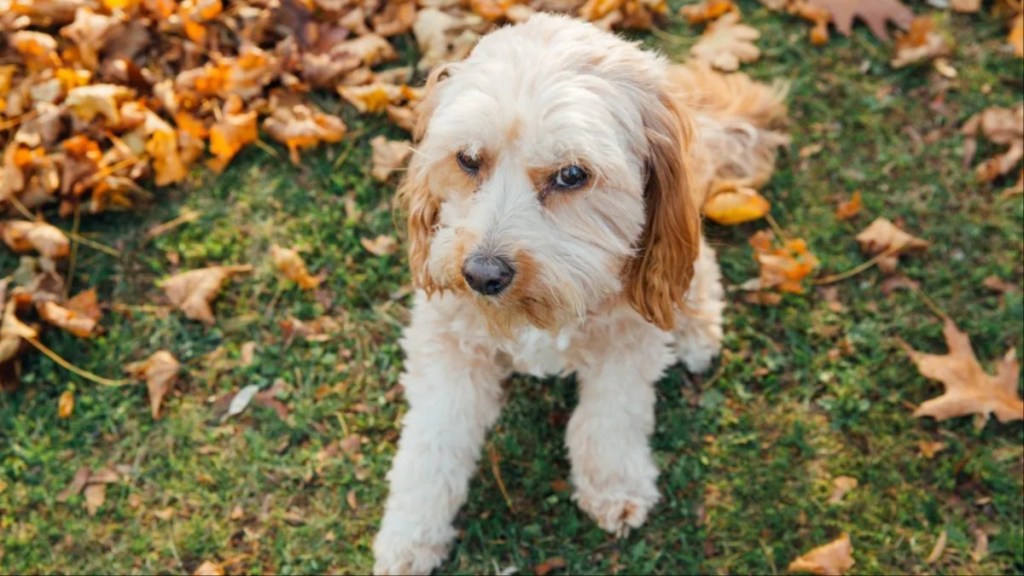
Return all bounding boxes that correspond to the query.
[788,533,855,575]
[0,220,70,259]
[38,301,97,338]
[270,245,322,290]
[58,389,74,419]
[207,97,257,173]
[834,191,862,220]
[680,0,737,24]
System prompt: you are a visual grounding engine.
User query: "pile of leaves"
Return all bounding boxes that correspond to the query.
[0,0,670,389]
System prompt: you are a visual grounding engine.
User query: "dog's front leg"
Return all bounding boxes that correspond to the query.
[566,315,674,536]
[373,299,505,575]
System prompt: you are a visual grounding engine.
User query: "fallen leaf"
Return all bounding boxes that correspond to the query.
[361,235,398,257]
[834,191,862,220]
[982,275,1017,294]
[38,301,97,338]
[891,17,953,68]
[788,533,855,575]
[742,291,783,306]
[153,506,176,520]
[950,0,980,12]
[535,556,567,576]
[680,0,737,24]
[124,350,180,419]
[1010,10,1023,58]
[828,476,858,503]
[747,230,820,294]
[971,528,988,562]
[703,184,770,225]
[270,245,322,290]
[855,217,929,274]
[917,440,947,458]
[207,96,258,173]
[880,274,920,295]
[0,220,70,259]
[346,488,359,510]
[161,265,252,324]
[900,319,1023,423]
[58,389,74,418]
[263,104,346,165]
[925,529,947,563]
[84,483,105,516]
[225,384,261,420]
[690,12,761,72]
[65,84,134,124]
[961,103,1024,183]
[57,466,91,502]
[807,0,914,42]
[370,136,412,182]
[193,561,226,576]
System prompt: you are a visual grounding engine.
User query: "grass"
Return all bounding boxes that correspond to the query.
[1,1,1022,574]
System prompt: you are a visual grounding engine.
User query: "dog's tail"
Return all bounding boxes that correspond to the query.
[669,62,790,195]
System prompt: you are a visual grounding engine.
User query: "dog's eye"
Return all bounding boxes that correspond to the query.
[456,151,482,174]
[553,165,588,190]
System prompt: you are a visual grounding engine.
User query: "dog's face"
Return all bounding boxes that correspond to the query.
[400,14,700,332]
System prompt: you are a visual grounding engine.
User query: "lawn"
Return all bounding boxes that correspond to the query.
[1,1,1022,574]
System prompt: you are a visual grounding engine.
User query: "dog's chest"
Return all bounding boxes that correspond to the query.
[497,326,576,377]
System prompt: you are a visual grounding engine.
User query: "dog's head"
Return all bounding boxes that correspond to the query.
[400,14,700,332]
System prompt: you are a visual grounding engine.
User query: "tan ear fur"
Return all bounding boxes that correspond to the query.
[624,91,702,331]
[399,64,452,293]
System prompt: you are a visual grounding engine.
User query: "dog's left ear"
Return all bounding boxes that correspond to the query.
[623,90,701,331]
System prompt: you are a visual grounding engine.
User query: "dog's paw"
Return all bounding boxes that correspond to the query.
[574,481,660,537]
[372,530,449,576]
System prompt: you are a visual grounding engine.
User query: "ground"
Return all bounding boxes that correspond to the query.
[1,2,1022,574]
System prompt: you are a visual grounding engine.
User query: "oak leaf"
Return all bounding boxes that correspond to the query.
[900,319,1023,423]
[125,350,181,419]
[703,184,770,225]
[854,217,928,274]
[806,0,913,42]
[370,136,412,182]
[161,265,252,324]
[788,533,855,575]
[270,245,322,290]
[690,12,761,72]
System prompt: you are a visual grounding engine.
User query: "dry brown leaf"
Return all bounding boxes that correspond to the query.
[854,217,928,273]
[950,0,981,12]
[891,17,953,68]
[788,533,855,575]
[263,105,346,165]
[961,103,1024,183]
[58,389,74,419]
[270,245,322,290]
[690,12,761,72]
[680,0,737,24]
[161,265,252,324]
[38,301,97,338]
[971,528,989,562]
[1010,10,1023,57]
[828,476,858,504]
[56,466,91,502]
[807,0,914,42]
[917,440,947,458]
[835,191,862,220]
[84,483,105,516]
[925,529,947,563]
[193,561,226,576]
[900,319,1023,423]
[361,235,399,257]
[0,220,70,259]
[65,84,134,124]
[413,8,485,72]
[534,556,568,576]
[370,136,412,182]
[125,350,180,419]
[982,275,1017,294]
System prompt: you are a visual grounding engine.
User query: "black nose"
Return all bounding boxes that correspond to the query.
[462,254,515,296]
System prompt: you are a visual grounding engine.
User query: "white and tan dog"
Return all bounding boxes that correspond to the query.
[374,13,788,575]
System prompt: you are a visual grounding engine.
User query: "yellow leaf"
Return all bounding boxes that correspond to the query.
[65,84,134,124]
[207,97,257,173]
[680,0,737,24]
[263,105,346,165]
[270,245,322,290]
[788,533,855,575]
[703,185,770,225]
[58,389,74,419]
[900,319,1023,424]
[690,12,761,72]
[124,350,181,419]
[1009,10,1023,58]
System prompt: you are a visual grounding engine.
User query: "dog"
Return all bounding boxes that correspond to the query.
[373,13,788,575]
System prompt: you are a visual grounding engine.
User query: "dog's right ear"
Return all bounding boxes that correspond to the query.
[400,64,453,293]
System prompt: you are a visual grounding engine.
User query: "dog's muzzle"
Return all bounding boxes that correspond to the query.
[461,253,515,296]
